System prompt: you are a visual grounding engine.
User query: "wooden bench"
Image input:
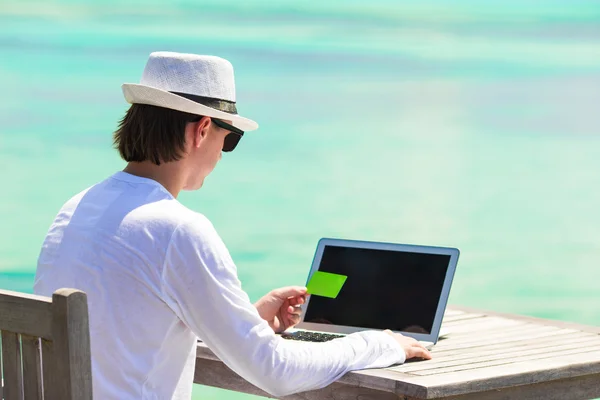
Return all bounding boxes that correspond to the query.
[194,306,600,399]
[0,288,93,400]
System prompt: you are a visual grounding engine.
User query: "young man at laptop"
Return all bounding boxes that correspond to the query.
[34,52,431,400]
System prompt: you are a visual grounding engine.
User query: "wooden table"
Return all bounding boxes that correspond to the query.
[194,307,600,399]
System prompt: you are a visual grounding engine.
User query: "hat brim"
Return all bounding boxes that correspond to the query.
[122,83,258,132]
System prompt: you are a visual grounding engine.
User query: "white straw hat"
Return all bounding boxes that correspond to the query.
[122,52,258,132]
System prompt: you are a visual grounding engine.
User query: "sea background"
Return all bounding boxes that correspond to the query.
[1,0,599,398]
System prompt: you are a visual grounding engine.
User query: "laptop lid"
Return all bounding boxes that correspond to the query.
[297,238,460,344]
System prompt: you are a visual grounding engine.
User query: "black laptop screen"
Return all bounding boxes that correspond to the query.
[303,245,450,334]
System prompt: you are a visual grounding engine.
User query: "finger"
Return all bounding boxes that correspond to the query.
[411,340,429,352]
[408,346,432,360]
[288,294,306,306]
[287,305,303,315]
[274,286,307,299]
[287,314,301,325]
[289,297,300,306]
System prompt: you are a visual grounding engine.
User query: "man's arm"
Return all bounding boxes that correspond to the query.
[160,214,407,398]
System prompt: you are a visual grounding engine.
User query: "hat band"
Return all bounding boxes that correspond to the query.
[170,91,237,114]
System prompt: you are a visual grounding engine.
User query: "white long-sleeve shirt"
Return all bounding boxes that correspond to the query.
[34,171,406,399]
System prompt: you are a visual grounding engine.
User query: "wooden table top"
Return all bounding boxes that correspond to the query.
[195,307,600,399]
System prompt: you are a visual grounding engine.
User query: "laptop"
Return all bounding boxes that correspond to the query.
[281,238,460,349]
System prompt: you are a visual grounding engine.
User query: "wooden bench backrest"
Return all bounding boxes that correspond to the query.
[0,288,92,399]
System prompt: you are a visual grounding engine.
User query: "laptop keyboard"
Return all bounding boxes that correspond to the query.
[281,331,344,342]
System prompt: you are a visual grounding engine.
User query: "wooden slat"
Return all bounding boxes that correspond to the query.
[432,327,566,350]
[404,373,600,400]
[396,350,600,398]
[435,329,539,346]
[196,342,221,361]
[197,334,598,397]
[1,331,23,400]
[440,321,541,337]
[195,357,275,398]
[399,339,600,373]
[440,321,554,338]
[438,323,532,340]
[414,347,600,376]
[443,309,465,317]
[432,327,576,350]
[21,335,42,400]
[438,318,526,336]
[51,289,93,400]
[441,313,486,324]
[194,304,600,400]
[0,290,53,339]
[430,332,598,360]
[442,316,529,329]
[440,316,502,328]
[196,341,428,397]
[449,305,600,334]
[41,339,56,400]
[401,330,600,372]
[0,332,4,400]
[194,357,402,400]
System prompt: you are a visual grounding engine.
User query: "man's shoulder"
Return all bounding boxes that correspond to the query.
[57,174,218,241]
[131,199,211,232]
[150,205,224,252]
[167,207,217,239]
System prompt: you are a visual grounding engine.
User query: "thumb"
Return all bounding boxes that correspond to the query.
[273,286,307,299]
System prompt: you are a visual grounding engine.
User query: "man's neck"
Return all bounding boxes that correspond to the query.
[123,162,185,198]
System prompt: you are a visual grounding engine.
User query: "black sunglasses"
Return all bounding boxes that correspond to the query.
[189,116,244,152]
[211,118,244,152]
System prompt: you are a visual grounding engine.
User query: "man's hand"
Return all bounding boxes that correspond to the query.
[384,330,432,360]
[254,286,307,333]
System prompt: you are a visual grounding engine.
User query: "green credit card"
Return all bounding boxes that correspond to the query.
[306,271,348,299]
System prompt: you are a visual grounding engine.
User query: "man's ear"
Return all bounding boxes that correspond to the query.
[191,116,211,149]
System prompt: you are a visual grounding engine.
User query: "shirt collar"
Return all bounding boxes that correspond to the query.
[111,171,173,197]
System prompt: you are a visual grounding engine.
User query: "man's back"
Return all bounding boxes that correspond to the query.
[35,171,199,399]
[33,52,428,400]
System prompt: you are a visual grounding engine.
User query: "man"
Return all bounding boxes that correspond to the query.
[34,52,431,400]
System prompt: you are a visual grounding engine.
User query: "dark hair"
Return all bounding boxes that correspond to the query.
[113,104,202,165]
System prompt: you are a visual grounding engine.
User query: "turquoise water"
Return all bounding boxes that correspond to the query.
[1,1,600,398]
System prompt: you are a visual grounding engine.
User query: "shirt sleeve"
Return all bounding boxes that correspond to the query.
[160,214,406,398]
